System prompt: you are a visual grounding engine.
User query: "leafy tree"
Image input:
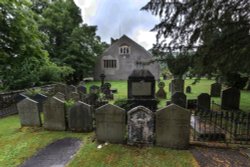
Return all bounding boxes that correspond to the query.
[0,0,49,89]
[143,0,250,80]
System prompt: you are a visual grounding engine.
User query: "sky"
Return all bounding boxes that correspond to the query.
[73,0,159,50]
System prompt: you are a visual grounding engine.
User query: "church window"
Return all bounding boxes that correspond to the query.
[103,60,117,68]
[119,45,130,54]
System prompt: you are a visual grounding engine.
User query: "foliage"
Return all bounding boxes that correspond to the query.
[25,88,44,96]
[39,63,74,83]
[224,73,248,89]
[65,99,76,109]
[142,0,250,79]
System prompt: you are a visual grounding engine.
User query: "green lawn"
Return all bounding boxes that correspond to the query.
[0,115,198,167]
[85,79,250,112]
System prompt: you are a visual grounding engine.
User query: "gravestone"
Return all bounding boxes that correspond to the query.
[210,83,222,97]
[95,104,126,143]
[55,83,67,95]
[70,92,80,101]
[68,102,93,132]
[43,97,66,131]
[155,104,190,149]
[103,83,113,100]
[156,82,167,99]
[31,93,48,112]
[171,92,187,108]
[197,93,211,110]
[54,92,65,101]
[15,93,29,103]
[127,106,154,146]
[77,85,87,94]
[221,87,240,110]
[186,86,191,93]
[17,98,41,127]
[127,69,157,111]
[89,85,100,94]
[68,85,77,92]
[171,79,184,94]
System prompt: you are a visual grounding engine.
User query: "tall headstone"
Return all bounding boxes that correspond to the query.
[156,82,167,99]
[210,83,222,97]
[127,106,154,146]
[171,92,187,108]
[95,104,126,143]
[155,104,190,149]
[68,102,93,132]
[171,79,184,94]
[221,87,240,110]
[31,93,48,112]
[17,98,41,127]
[43,97,66,131]
[197,93,211,110]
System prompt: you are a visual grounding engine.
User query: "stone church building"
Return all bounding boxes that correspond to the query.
[94,35,160,80]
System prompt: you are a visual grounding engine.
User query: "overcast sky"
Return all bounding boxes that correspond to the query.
[73,0,159,50]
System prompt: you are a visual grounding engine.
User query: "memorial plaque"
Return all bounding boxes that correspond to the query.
[131,82,151,96]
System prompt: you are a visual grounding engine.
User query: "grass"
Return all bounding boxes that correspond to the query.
[0,115,198,167]
[85,79,250,112]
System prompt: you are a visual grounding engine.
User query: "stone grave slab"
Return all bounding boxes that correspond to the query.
[197,93,211,111]
[127,106,154,146]
[68,102,93,132]
[17,98,41,127]
[43,97,66,131]
[155,104,190,149]
[95,104,126,143]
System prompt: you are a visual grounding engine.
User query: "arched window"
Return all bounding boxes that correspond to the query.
[119,45,130,54]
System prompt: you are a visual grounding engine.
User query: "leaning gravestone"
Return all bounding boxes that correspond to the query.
[68,102,93,132]
[156,82,167,99]
[186,86,191,93]
[55,83,67,95]
[127,106,154,146]
[197,93,211,110]
[54,92,65,101]
[171,92,187,108]
[31,93,47,112]
[171,79,184,94]
[155,104,190,149]
[43,97,66,131]
[95,104,126,143]
[17,98,41,127]
[210,83,222,97]
[221,87,240,110]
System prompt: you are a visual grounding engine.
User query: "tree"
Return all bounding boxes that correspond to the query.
[0,0,49,89]
[142,0,250,79]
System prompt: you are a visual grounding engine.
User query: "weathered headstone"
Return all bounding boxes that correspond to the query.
[156,82,167,99]
[221,87,240,110]
[127,106,154,146]
[197,93,211,110]
[17,98,41,127]
[31,93,48,112]
[186,86,191,93]
[43,97,66,131]
[15,93,29,103]
[210,83,222,97]
[54,92,65,101]
[155,104,190,149]
[70,92,80,101]
[95,104,126,143]
[77,85,87,94]
[171,92,187,108]
[89,85,100,94]
[171,79,184,94]
[68,102,93,132]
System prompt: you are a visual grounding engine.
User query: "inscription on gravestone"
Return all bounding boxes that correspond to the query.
[127,106,154,146]
[95,104,126,143]
[17,98,41,127]
[43,97,66,131]
[156,104,190,149]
